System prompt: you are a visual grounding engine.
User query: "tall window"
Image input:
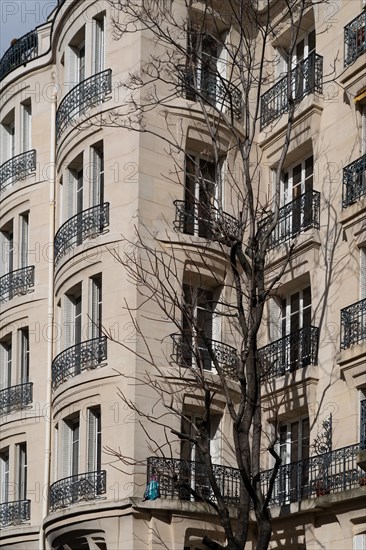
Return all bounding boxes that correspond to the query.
[184,154,217,238]
[93,15,105,74]
[64,285,83,353]
[17,443,27,501]
[0,337,12,390]
[0,449,9,503]
[67,28,86,91]
[91,144,104,207]
[19,328,29,384]
[1,109,15,164]
[88,407,102,472]
[90,275,102,339]
[182,284,216,371]
[0,220,14,276]
[64,156,83,222]
[20,212,29,268]
[61,414,80,479]
[21,101,32,153]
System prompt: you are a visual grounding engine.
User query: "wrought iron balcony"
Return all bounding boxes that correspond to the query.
[52,336,107,390]
[258,326,319,381]
[260,53,323,129]
[56,69,112,138]
[340,297,366,349]
[49,470,106,512]
[171,333,238,377]
[0,150,36,193]
[342,153,366,208]
[0,382,33,415]
[261,443,364,506]
[54,203,110,264]
[174,200,240,243]
[0,500,30,528]
[344,11,366,66]
[0,266,35,303]
[180,65,242,118]
[147,456,240,504]
[0,30,38,81]
[263,190,320,248]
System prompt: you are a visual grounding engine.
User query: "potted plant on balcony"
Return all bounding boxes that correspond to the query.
[359,475,366,486]
[315,479,330,496]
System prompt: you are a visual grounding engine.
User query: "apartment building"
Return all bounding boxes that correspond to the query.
[0,0,365,549]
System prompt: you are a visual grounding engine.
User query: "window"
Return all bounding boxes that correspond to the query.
[64,156,84,222]
[0,337,12,390]
[0,449,9,503]
[19,328,29,384]
[64,285,83,356]
[21,101,32,153]
[89,275,102,339]
[0,109,15,164]
[67,28,86,90]
[91,144,104,207]
[276,417,310,503]
[93,15,105,74]
[20,212,29,268]
[182,284,218,370]
[180,412,221,500]
[276,28,316,97]
[183,154,218,238]
[16,443,27,501]
[0,220,14,276]
[88,407,101,472]
[61,415,80,479]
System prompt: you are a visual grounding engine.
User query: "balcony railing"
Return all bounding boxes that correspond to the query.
[258,326,319,381]
[0,30,38,81]
[180,65,242,118]
[0,382,33,415]
[49,470,106,512]
[0,266,35,303]
[147,456,241,504]
[344,11,366,66]
[261,444,363,506]
[263,190,320,248]
[342,153,366,208]
[148,443,363,507]
[52,336,107,390]
[0,150,37,193]
[174,200,241,243]
[260,53,323,129]
[56,69,112,138]
[0,500,30,528]
[171,333,238,378]
[340,297,366,349]
[54,203,110,264]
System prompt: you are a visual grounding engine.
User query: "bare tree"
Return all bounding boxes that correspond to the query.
[101,0,331,548]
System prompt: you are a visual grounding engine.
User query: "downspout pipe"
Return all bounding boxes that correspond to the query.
[39,84,57,550]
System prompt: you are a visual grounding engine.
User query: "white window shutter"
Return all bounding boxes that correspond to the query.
[353,534,366,550]
[90,278,101,339]
[216,37,227,111]
[64,295,74,349]
[65,169,75,221]
[0,231,7,277]
[60,421,71,479]
[269,298,282,341]
[88,409,97,472]
[22,104,31,152]
[20,214,29,268]
[94,18,105,74]
[66,47,77,92]
[91,148,103,207]
[210,416,221,465]
[361,248,366,300]
[0,343,6,389]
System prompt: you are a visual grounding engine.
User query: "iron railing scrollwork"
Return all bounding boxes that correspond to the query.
[258,326,319,381]
[261,443,363,506]
[262,190,320,248]
[49,470,106,511]
[56,69,112,137]
[180,65,242,118]
[174,199,241,243]
[52,336,107,390]
[342,153,366,208]
[0,266,35,303]
[0,30,38,81]
[0,500,30,528]
[147,456,241,505]
[260,53,323,129]
[171,333,238,378]
[54,203,110,264]
[0,382,33,415]
[0,150,36,193]
[344,11,366,66]
[340,297,366,349]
